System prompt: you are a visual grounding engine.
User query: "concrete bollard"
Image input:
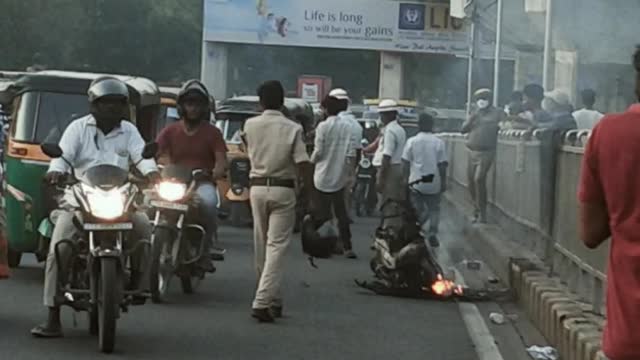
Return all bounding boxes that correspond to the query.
[550,301,582,345]
[562,317,593,359]
[537,289,566,336]
[577,332,601,360]
[521,271,547,317]
[529,280,560,329]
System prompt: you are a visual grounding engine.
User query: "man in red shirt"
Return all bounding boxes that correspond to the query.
[156,80,227,272]
[578,47,640,360]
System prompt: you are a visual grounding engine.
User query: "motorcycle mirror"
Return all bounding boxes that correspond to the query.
[141,142,158,159]
[41,143,63,159]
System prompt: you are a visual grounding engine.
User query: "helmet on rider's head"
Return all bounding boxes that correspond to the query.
[88,77,129,103]
[177,80,211,120]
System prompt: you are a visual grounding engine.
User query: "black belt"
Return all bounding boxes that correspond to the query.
[250,177,296,188]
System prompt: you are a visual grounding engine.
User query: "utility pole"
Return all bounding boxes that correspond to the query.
[542,0,554,90]
[465,3,477,115]
[492,0,503,107]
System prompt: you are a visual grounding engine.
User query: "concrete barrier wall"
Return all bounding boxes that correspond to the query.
[440,129,608,314]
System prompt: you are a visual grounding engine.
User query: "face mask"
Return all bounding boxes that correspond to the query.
[477,100,490,109]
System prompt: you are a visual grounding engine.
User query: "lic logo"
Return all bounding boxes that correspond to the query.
[398,4,425,30]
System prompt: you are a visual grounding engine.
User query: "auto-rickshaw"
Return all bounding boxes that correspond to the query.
[1,70,162,267]
[215,96,314,227]
[157,86,181,133]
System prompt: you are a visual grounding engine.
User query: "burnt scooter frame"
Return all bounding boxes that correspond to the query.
[369,175,443,290]
[41,143,156,353]
[359,176,504,302]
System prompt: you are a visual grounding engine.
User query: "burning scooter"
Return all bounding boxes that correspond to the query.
[357,176,490,301]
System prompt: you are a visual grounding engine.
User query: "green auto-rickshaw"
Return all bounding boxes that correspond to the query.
[1,70,161,267]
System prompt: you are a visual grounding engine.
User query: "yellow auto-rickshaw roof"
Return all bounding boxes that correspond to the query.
[12,70,161,107]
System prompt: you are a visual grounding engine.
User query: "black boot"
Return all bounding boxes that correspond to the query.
[252,308,275,323]
[128,271,149,305]
[31,307,63,338]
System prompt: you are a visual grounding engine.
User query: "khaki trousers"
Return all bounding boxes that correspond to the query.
[467,149,495,221]
[250,186,296,309]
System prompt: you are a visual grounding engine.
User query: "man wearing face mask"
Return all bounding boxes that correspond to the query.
[461,89,503,223]
[32,77,160,338]
[156,80,228,274]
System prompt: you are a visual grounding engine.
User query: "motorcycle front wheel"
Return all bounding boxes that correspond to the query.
[150,228,174,303]
[98,258,119,353]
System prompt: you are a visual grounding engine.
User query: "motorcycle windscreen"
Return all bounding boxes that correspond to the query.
[83,164,129,189]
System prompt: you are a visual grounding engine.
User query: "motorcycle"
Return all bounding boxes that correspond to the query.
[39,143,156,353]
[353,152,376,217]
[226,157,252,227]
[147,164,211,303]
[370,176,442,291]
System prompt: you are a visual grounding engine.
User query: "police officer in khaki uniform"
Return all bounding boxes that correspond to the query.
[242,80,312,323]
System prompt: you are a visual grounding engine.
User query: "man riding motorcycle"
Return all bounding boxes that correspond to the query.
[155,80,227,273]
[31,77,160,338]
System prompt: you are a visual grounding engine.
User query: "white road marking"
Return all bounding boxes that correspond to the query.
[438,245,505,360]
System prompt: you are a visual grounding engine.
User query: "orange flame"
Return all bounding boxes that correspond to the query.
[427,274,464,297]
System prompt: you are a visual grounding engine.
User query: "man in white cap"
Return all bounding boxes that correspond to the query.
[541,89,577,131]
[309,92,357,258]
[461,88,502,223]
[329,88,363,219]
[375,99,407,228]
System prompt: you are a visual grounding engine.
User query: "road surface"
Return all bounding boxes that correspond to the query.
[0,207,546,359]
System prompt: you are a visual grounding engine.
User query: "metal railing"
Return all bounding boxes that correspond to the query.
[440,129,606,314]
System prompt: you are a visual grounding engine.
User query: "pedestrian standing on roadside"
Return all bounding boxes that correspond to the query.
[375,99,407,229]
[310,92,357,259]
[402,113,448,247]
[522,83,552,128]
[573,89,604,130]
[578,46,640,360]
[461,89,502,223]
[242,80,313,323]
[329,88,363,221]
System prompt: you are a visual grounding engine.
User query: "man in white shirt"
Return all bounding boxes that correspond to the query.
[402,113,448,247]
[310,94,357,258]
[329,88,363,218]
[573,89,604,130]
[376,99,407,229]
[32,77,160,338]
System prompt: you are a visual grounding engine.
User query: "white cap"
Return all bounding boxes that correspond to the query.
[473,88,492,99]
[329,88,350,100]
[544,89,571,106]
[377,99,399,113]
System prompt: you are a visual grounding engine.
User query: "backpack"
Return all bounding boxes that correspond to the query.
[301,215,337,259]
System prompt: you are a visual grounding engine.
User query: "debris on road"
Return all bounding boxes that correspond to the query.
[464,260,482,271]
[489,312,505,324]
[526,345,558,360]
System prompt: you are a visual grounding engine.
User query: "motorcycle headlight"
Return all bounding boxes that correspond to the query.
[359,158,371,169]
[156,181,187,202]
[82,185,126,220]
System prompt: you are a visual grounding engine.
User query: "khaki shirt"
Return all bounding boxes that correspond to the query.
[243,110,310,179]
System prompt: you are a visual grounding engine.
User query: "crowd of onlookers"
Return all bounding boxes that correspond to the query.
[500,85,604,132]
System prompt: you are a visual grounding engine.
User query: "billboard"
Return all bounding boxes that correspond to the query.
[204,0,498,57]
